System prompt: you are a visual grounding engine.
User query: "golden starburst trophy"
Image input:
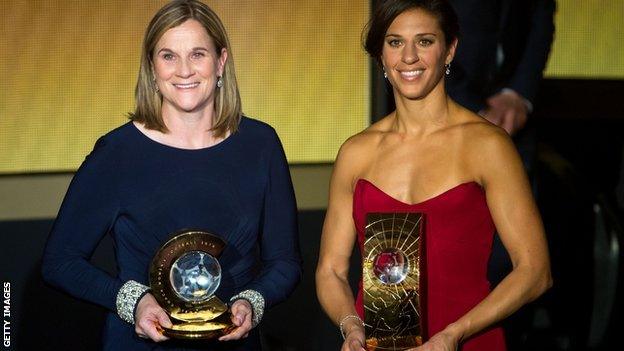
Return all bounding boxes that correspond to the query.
[363,213,426,350]
[149,229,234,339]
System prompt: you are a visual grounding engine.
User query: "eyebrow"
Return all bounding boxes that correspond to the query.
[385,32,438,38]
[156,47,210,54]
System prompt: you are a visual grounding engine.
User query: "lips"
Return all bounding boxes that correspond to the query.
[399,69,424,80]
[173,82,200,89]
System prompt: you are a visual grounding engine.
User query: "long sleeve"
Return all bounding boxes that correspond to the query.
[41,136,123,311]
[243,130,302,308]
[508,0,556,103]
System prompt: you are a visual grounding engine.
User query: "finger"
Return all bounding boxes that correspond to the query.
[501,111,516,135]
[223,309,253,341]
[482,109,502,126]
[156,309,173,329]
[230,301,251,326]
[218,323,250,341]
[218,314,250,341]
[144,321,168,342]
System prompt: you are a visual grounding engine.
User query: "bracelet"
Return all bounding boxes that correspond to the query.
[339,314,365,339]
[116,280,150,324]
[230,289,265,328]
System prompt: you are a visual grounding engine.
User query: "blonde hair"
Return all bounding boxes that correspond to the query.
[129,0,241,137]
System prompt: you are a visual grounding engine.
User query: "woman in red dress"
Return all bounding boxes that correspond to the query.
[315,1,552,350]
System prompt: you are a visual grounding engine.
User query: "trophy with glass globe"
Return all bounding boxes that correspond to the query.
[149,229,234,339]
[363,213,426,350]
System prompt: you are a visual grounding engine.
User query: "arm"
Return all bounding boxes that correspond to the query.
[41,137,171,342]
[224,129,302,340]
[41,137,124,310]
[316,139,366,351]
[508,0,556,104]
[483,0,556,134]
[416,129,552,350]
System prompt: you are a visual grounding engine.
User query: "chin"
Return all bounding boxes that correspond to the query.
[174,99,208,113]
[394,88,427,100]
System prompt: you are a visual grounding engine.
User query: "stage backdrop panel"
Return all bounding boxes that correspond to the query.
[0,0,369,173]
[544,0,624,79]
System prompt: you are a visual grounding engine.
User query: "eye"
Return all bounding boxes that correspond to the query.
[418,38,434,46]
[191,51,206,59]
[387,39,402,47]
[162,53,175,61]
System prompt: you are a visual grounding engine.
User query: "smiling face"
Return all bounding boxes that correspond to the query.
[381,8,456,101]
[152,19,227,115]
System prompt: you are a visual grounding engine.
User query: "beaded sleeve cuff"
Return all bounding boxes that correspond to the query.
[116,280,150,324]
[229,289,265,328]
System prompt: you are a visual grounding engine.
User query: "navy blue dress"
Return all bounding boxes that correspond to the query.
[42,117,302,350]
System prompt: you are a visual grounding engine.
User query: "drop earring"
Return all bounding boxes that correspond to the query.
[382,67,388,79]
[216,76,223,88]
[445,63,451,75]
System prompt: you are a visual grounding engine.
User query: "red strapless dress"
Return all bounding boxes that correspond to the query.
[353,179,506,351]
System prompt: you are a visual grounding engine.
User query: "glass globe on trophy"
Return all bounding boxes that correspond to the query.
[149,229,234,339]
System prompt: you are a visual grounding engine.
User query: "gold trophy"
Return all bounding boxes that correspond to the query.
[363,213,426,350]
[149,229,234,339]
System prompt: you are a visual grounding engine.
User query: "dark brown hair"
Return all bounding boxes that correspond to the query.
[364,0,459,65]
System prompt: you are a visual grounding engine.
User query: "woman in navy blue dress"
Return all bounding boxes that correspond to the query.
[41,1,301,350]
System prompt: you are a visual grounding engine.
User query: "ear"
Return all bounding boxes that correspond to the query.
[379,55,387,72]
[445,37,458,65]
[218,48,228,77]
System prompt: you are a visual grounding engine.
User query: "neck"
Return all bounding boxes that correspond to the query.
[160,102,223,149]
[392,81,453,135]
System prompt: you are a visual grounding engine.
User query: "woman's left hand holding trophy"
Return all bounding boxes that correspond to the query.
[135,293,172,342]
[218,299,253,341]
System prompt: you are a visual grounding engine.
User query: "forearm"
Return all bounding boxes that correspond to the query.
[444,264,552,342]
[316,267,359,326]
[41,253,123,311]
[243,256,301,308]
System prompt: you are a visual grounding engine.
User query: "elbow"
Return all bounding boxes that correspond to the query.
[41,250,75,290]
[40,255,60,288]
[315,261,332,291]
[529,266,553,301]
[540,270,554,295]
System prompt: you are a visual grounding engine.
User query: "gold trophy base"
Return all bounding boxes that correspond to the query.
[161,311,235,339]
[366,335,423,351]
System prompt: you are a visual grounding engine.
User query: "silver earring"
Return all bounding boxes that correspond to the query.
[382,67,388,79]
[445,63,451,75]
[216,76,223,88]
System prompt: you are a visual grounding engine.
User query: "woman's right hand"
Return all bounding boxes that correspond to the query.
[341,323,367,351]
[134,293,172,342]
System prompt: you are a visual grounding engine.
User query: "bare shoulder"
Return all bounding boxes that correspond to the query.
[449,106,513,154]
[458,115,524,187]
[465,121,516,160]
[337,116,391,161]
[333,116,392,188]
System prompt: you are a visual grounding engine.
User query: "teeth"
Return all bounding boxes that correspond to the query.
[401,70,424,77]
[174,83,199,89]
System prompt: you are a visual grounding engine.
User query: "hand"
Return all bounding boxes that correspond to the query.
[407,329,459,351]
[341,321,366,351]
[134,293,171,342]
[219,299,253,341]
[480,90,529,135]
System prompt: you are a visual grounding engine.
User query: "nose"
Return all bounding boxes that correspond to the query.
[176,58,194,78]
[401,42,419,65]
